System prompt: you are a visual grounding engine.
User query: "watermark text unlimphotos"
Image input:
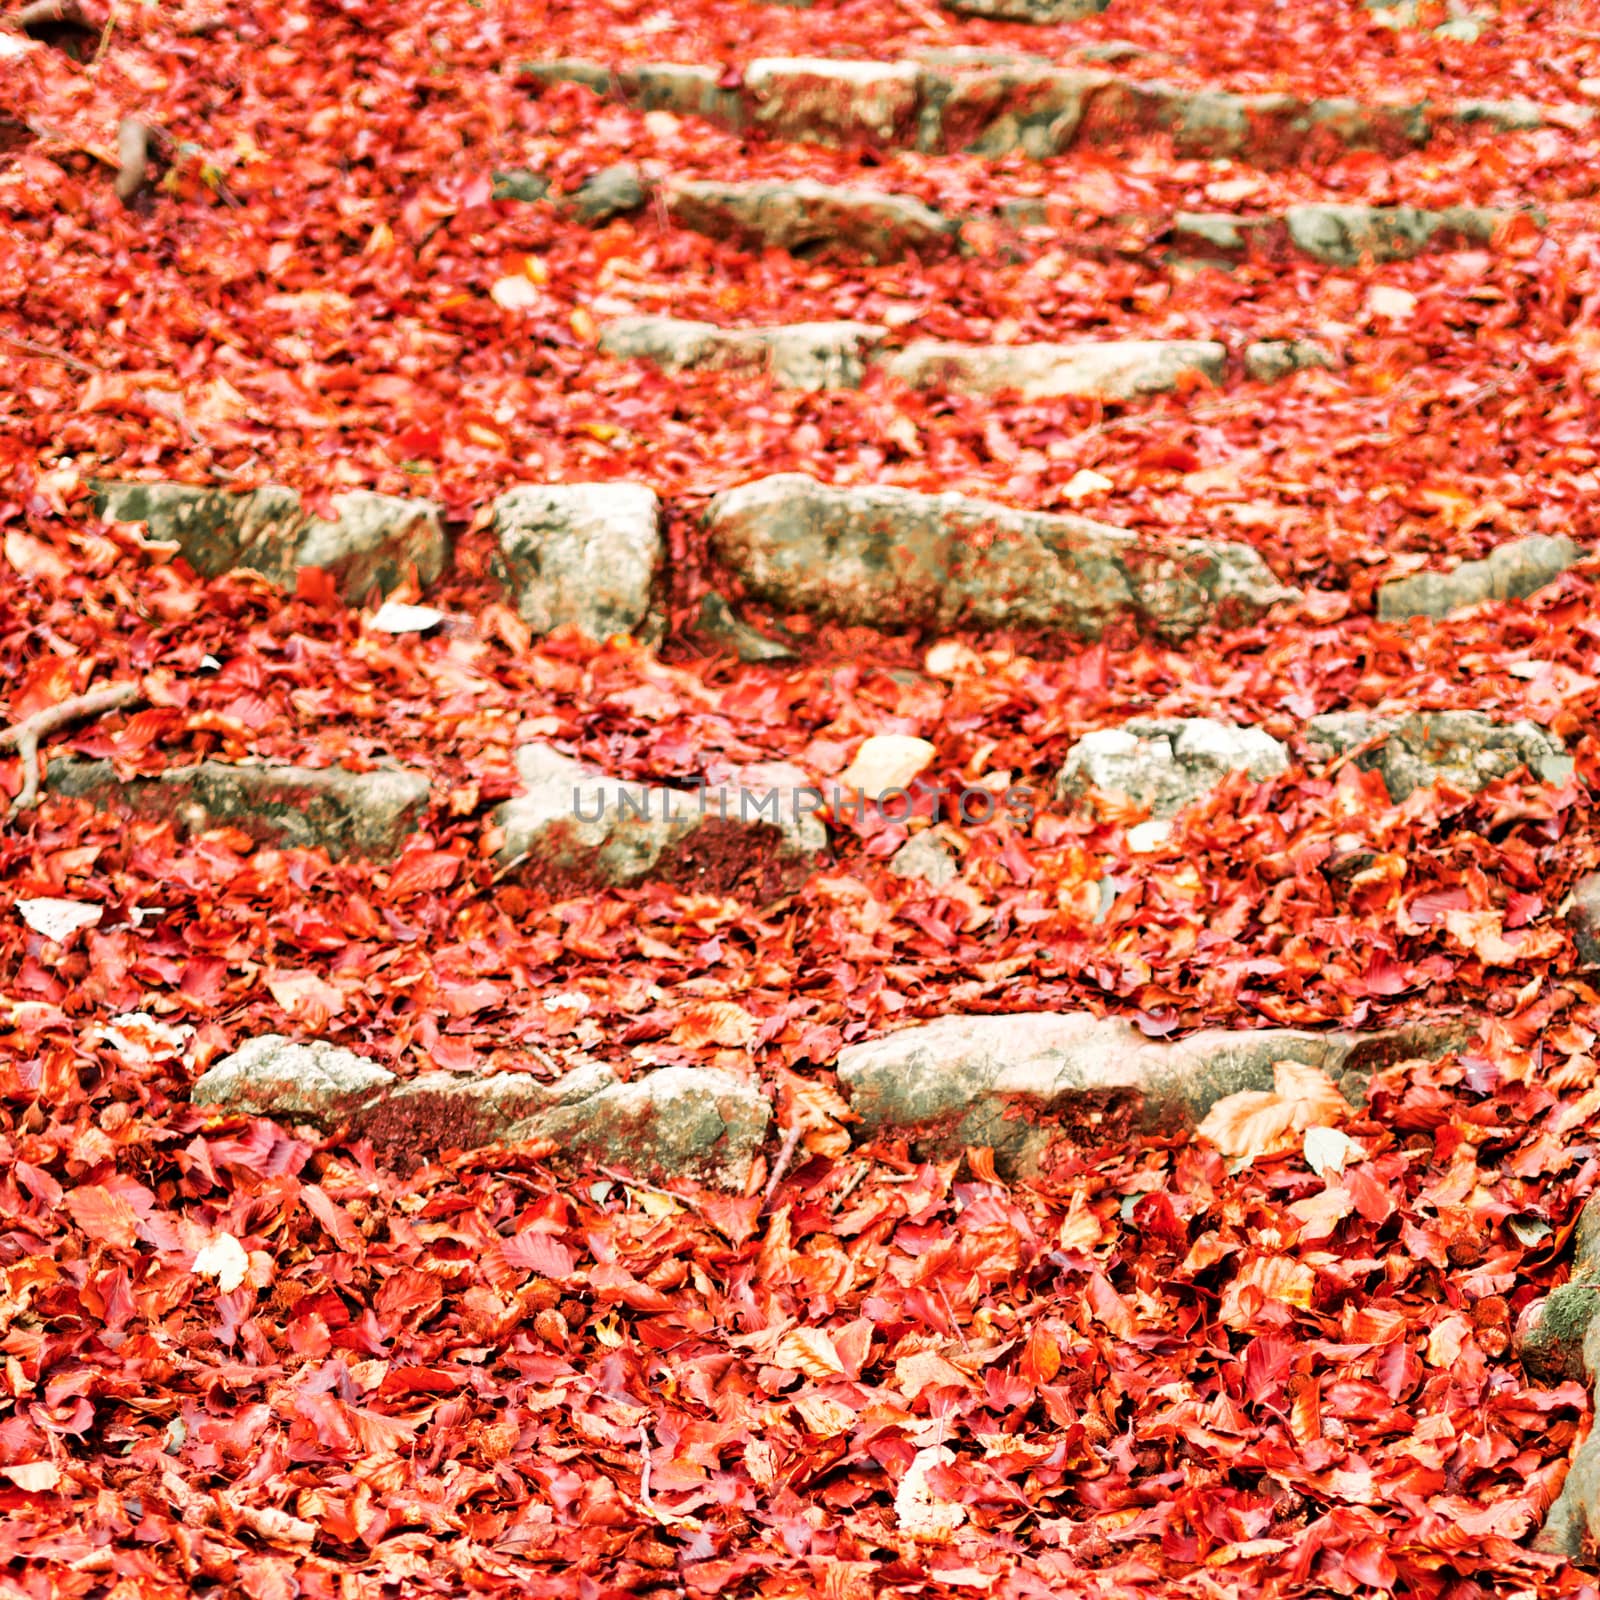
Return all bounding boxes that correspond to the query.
[571,778,1039,827]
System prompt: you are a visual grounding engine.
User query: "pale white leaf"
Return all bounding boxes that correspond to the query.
[193,1233,250,1293]
[18,898,102,942]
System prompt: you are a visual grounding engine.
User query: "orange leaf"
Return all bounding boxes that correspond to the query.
[773,1327,846,1379]
[66,1185,139,1249]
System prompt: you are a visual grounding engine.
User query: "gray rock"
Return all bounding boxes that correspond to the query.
[889,831,958,885]
[1376,535,1586,620]
[879,339,1226,401]
[940,0,1110,19]
[704,473,1294,639]
[1243,340,1337,382]
[492,169,550,202]
[624,63,744,124]
[1284,203,1522,266]
[1517,1193,1600,1554]
[1169,212,1280,257]
[1565,873,1600,965]
[491,483,660,640]
[836,1012,1468,1175]
[743,57,923,146]
[1079,40,1147,62]
[568,163,647,224]
[920,60,1110,159]
[193,1038,768,1186]
[1058,718,1289,819]
[518,58,613,93]
[1450,98,1548,132]
[666,178,954,263]
[494,742,826,895]
[519,1066,770,1189]
[193,1036,397,1121]
[1304,710,1572,801]
[695,593,797,662]
[48,758,430,860]
[599,315,886,390]
[93,483,446,602]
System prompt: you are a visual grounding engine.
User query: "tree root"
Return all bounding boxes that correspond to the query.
[1518,1193,1600,1558]
[0,681,144,814]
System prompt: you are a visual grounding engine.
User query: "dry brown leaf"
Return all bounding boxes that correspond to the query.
[671,1001,757,1049]
[773,1327,846,1379]
[1220,1255,1317,1328]
[1197,1059,1350,1161]
[895,1445,967,1542]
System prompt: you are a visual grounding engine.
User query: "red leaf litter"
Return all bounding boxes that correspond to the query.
[4,0,1600,1594]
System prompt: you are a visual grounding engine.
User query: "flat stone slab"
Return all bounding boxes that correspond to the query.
[1304,710,1571,801]
[879,339,1226,401]
[520,54,1588,166]
[192,1035,768,1187]
[494,742,826,896]
[664,178,955,263]
[599,316,887,390]
[603,322,1310,398]
[941,0,1109,18]
[47,758,429,861]
[93,482,446,602]
[744,57,923,146]
[1058,718,1290,819]
[1377,535,1586,620]
[1283,202,1520,266]
[1243,339,1337,382]
[491,483,660,640]
[836,1012,1469,1175]
[704,473,1294,639]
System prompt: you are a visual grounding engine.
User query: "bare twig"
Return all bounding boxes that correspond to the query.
[0,333,98,375]
[88,0,112,63]
[1,681,144,813]
[762,1121,803,1207]
[593,1164,705,1215]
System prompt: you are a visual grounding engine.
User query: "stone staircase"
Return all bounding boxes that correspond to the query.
[43,24,1593,1212]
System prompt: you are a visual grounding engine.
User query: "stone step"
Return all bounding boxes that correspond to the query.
[191,1035,769,1188]
[836,1013,1472,1175]
[1055,711,1571,842]
[47,758,430,861]
[600,318,1332,396]
[93,481,446,602]
[521,54,1587,167]
[1377,534,1587,620]
[493,743,827,896]
[585,176,1539,268]
[703,472,1295,638]
[491,483,661,639]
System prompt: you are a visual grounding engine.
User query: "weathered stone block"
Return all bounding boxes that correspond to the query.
[493,743,826,896]
[491,483,660,640]
[1058,718,1289,819]
[93,482,446,601]
[880,339,1225,401]
[1376,535,1585,620]
[48,758,429,860]
[704,474,1294,639]
[1304,710,1572,800]
[836,1012,1468,1175]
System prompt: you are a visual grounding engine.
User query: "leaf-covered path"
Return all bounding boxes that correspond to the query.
[5,0,1600,1593]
